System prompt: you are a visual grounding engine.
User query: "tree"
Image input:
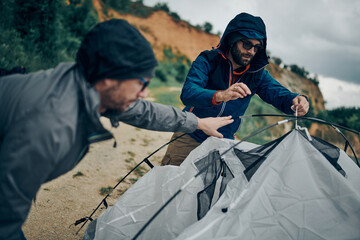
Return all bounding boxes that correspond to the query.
[103,0,131,12]
[154,3,169,13]
[12,0,62,68]
[0,0,99,72]
[170,12,181,21]
[308,74,319,86]
[289,64,309,78]
[203,22,213,33]
[272,56,282,66]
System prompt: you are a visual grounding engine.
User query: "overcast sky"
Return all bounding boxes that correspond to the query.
[143,0,360,109]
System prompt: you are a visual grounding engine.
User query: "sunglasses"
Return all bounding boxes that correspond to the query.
[240,40,263,53]
[139,77,149,91]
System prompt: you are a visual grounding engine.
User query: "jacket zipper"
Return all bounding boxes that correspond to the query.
[217,58,234,117]
[247,63,269,73]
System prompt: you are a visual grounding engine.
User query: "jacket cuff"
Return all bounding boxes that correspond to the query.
[212,91,222,105]
[181,111,198,133]
[299,94,309,102]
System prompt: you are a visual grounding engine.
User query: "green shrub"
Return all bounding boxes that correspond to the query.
[0,28,27,70]
[289,64,309,78]
[154,3,170,13]
[100,186,113,195]
[317,107,360,131]
[271,56,282,66]
[203,22,213,33]
[0,0,98,73]
[153,47,191,84]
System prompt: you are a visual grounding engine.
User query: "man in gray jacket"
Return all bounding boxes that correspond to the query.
[0,19,233,240]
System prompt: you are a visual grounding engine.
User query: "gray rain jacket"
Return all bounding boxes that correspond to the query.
[0,63,197,240]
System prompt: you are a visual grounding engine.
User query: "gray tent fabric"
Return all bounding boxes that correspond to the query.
[84,130,360,240]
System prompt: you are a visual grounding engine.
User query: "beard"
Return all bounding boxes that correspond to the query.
[100,83,134,113]
[230,44,254,67]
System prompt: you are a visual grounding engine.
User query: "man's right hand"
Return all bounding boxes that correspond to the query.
[215,83,251,103]
[197,116,234,138]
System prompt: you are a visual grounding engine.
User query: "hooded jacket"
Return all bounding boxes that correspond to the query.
[0,20,197,240]
[181,13,298,142]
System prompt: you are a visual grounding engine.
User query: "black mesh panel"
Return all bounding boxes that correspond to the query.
[234,132,290,181]
[194,150,234,220]
[307,134,345,176]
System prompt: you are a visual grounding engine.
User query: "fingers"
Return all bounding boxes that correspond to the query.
[293,108,307,116]
[292,95,309,116]
[227,83,251,100]
[233,83,251,96]
[221,115,234,120]
[210,130,224,138]
[197,116,233,138]
[219,116,234,126]
[292,103,309,116]
[292,97,300,106]
[213,116,234,128]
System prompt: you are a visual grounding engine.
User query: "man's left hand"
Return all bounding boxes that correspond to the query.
[291,95,309,116]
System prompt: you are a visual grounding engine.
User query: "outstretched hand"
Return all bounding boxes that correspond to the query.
[197,116,234,138]
[215,83,251,103]
[291,95,309,116]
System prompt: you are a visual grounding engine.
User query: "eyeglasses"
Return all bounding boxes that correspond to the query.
[139,77,149,91]
[240,40,263,53]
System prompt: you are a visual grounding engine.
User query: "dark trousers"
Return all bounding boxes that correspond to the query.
[161,132,202,166]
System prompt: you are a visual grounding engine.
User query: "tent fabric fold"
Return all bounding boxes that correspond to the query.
[84,130,360,240]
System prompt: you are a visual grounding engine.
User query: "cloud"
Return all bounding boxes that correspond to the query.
[256,0,360,84]
[318,75,360,109]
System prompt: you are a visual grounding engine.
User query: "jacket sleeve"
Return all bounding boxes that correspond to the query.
[256,70,299,114]
[0,111,74,240]
[180,55,218,108]
[113,99,198,133]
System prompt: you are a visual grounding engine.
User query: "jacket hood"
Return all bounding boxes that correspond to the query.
[76,19,158,84]
[218,13,269,71]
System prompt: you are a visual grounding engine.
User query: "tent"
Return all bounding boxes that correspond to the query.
[83,129,360,240]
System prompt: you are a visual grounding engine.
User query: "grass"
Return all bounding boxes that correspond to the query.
[149,86,183,108]
[134,165,147,177]
[127,165,148,177]
[129,178,138,184]
[141,138,150,147]
[127,151,136,158]
[72,171,84,178]
[125,158,134,163]
[148,77,183,89]
[99,186,113,196]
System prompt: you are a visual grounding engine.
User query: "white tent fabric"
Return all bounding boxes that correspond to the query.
[84,130,360,240]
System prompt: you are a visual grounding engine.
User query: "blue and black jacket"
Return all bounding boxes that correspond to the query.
[181,13,299,142]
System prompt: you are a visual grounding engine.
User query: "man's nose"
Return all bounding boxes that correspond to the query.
[248,47,256,55]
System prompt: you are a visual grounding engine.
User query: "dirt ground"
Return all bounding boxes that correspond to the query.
[22,119,173,240]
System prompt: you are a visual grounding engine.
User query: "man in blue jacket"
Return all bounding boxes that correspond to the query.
[161,13,309,166]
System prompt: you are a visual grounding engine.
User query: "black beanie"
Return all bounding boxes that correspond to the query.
[76,19,158,84]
